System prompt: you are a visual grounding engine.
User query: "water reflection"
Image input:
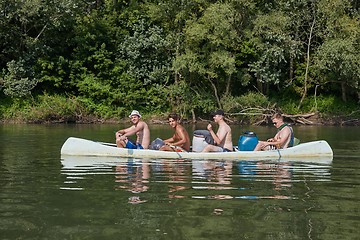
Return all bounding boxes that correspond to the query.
[61,156,333,203]
[192,160,234,200]
[237,161,294,199]
[114,159,150,204]
[152,159,191,199]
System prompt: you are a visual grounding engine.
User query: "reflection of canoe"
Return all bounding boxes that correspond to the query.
[60,155,333,170]
[61,137,333,160]
[61,156,133,169]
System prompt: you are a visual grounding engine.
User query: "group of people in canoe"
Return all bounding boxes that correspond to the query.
[115,110,294,152]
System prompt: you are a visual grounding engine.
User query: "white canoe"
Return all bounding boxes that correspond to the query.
[61,137,333,160]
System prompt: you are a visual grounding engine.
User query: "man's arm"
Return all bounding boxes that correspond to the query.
[116,126,133,137]
[122,122,145,137]
[163,135,175,144]
[267,128,291,147]
[207,124,226,145]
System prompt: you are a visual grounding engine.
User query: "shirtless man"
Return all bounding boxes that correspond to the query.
[254,113,293,151]
[115,110,150,149]
[202,110,233,152]
[160,113,190,152]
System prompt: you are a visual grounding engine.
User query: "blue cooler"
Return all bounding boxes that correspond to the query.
[238,131,258,151]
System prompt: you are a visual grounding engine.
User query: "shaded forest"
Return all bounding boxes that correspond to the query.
[0,0,359,124]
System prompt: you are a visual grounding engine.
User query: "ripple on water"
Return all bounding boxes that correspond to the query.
[59,157,334,203]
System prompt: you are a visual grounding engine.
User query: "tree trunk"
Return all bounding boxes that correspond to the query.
[191,109,196,123]
[209,78,222,109]
[174,36,180,108]
[265,83,269,96]
[341,82,347,102]
[299,15,316,109]
[225,74,231,96]
[289,30,298,82]
[289,53,294,82]
[314,85,319,112]
[256,77,263,94]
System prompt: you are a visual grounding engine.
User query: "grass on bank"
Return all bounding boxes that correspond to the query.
[0,93,359,124]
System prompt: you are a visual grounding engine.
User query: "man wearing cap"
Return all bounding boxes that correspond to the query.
[202,110,233,152]
[115,110,150,149]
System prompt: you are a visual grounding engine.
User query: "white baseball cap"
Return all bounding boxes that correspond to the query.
[129,110,141,118]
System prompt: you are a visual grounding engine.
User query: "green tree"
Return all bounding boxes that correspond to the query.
[1,59,37,97]
[144,0,210,83]
[314,0,360,102]
[314,39,359,102]
[0,0,86,97]
[174,2,240,109]
[248,0,321,106]
[249,11,293,94]
[118,19,171,85]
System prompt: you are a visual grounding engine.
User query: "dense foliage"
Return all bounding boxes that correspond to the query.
[0,0,359,122]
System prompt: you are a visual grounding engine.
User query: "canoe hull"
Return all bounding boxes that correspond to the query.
[61,137,333,160]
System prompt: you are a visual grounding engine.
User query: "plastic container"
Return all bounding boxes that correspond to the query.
[192,136,209,152]
[238,131,258,151]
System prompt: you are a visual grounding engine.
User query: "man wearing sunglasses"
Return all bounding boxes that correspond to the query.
[254,113,294,151]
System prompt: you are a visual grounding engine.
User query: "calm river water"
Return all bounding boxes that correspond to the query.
[0,123,359,240]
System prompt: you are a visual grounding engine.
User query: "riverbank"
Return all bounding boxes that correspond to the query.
[1,92,359,126]
[150,112,360,126]
[1,112,359,126]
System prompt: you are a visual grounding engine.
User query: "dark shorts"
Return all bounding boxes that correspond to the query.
[125,139,144,149]
[223,148,231,152]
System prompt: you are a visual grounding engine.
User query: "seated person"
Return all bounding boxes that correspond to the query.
[202,110,233,152]
[160,113,190,152]
[254,113,294,151]
[115,110,150,149]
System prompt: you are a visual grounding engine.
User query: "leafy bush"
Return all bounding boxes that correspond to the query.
[0,97,32,122]
[0,94,98,123]
[26,95,93,122]
[2,59,37,97]
[315,95,358,115]
[222,92,270,112]
[165,81,216,118]
[219,92,271,123]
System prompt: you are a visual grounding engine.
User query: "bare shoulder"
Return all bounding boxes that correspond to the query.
[138,120,148,129]
[223,123,232,132]
[176,124,187,134]
[280,126,291,135]
[217,122,231,136]
[283,125,291,132]
[177,124,186,131]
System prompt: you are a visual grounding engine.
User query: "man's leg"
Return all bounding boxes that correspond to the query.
[116,138,126,148]
[202,145,223,152]
[159,145,174,151]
